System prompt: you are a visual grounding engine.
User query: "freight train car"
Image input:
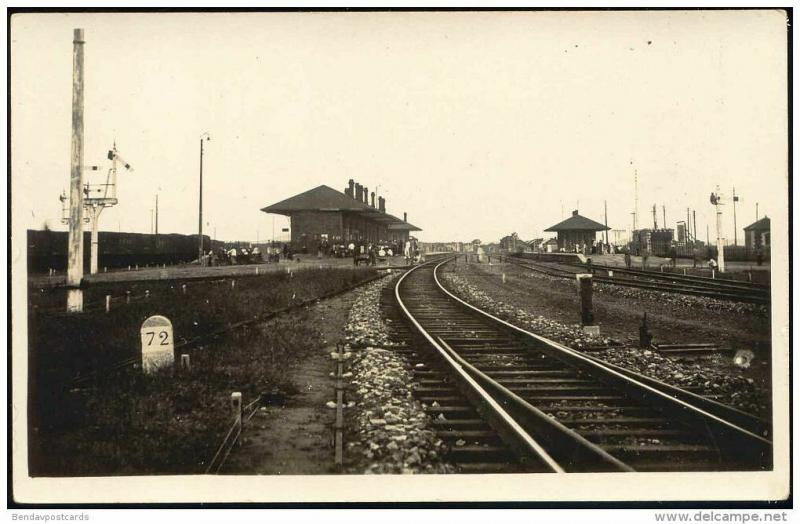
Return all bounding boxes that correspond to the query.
[27,229,210,274]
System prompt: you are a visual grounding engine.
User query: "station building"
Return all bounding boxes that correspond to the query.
[744,217,770,254]
[544,210,610,251]
[261,179,421,253]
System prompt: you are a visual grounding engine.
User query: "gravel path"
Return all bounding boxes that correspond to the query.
[343,275,454,474]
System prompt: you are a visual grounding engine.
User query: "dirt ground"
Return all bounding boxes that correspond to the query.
[221,291,355,474]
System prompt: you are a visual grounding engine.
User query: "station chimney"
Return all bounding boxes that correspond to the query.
[379,196,385,213]
[371,191,375,208]
[355,183,362,201]
[363,186,369,204]
[404,212,407,222]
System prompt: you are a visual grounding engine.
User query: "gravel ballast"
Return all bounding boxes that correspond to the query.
[342,274,453,474]
[439,268,769,417]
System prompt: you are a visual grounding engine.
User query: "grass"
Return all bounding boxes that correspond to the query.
[27,267,376,476]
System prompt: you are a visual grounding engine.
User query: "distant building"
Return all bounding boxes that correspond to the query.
[261,180,421,253]
[632,228,674,256]
[744,217,770,253]
[543,210,610,251]
[500,232,520,252]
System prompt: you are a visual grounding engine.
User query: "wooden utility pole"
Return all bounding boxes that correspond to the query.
[66,28,86,313]
[604,200,609,245]
[155,194,159,235]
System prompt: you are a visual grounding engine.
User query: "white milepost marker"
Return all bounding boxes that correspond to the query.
[105,295,111,312]
[140,315,175,374]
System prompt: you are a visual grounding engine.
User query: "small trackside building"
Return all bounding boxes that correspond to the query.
[544,210,611,251]
[261,180,421,253]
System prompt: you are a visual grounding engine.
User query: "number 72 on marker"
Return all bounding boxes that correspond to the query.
[140,315,175,373]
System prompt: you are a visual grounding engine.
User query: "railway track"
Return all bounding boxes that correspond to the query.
[389,258,771,473]
[506,256,769,304]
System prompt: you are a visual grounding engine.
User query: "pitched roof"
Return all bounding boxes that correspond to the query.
[544,211,610,232]
[261,185,421,231]
[743,216,770,231]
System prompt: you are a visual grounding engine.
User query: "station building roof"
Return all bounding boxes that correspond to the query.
[544,210,610,232]
[261,185,421,231]
[743,216,770,231]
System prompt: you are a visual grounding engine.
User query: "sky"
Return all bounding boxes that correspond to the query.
[11,10,788,244]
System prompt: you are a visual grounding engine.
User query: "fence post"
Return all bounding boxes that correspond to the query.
[231,279,236,290]
[126,291,131,304]
[182,283,187,295]
[501,273,506,284]
[145,290,150,300]
[180,354,191,372]
[105,295,111,313]
[231,392,243,446]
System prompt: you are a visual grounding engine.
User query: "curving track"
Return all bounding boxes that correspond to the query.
[388,257,771,473]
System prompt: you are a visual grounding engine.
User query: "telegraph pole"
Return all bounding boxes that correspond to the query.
[198,132,210,261]
[662,205,666,231]
[603,200,608,246]
[155,194,159,235]
[732,187,738,246]
[66,28,86,313]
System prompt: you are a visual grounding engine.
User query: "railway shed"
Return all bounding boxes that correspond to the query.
[261,180,421,254]
[544,210,610,252]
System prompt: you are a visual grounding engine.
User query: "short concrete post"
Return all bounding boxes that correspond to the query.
[639,313,653,348]
[576,274,594,328]
[180,354,191,372]
[105,295,111,313]
[103,266,107,273]
[660,265,663,272]
[712,269,716,279]
[502,273,506,284]
[145,290,150,299]
[683,268,687,276]
[748,271,752,282]
[608,270,614,278]
[126,291,131,304]
[135,264,139,271]
[231,392,243,445]
[128,265,131,271]
[181,283,187,295]
[231,280,236,289]
[255,266,259,275]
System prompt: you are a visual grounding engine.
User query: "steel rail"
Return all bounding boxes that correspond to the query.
[433,259,772,469]
[395,260,566,473]
[508,258,768,304]
[508,254,769,293]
